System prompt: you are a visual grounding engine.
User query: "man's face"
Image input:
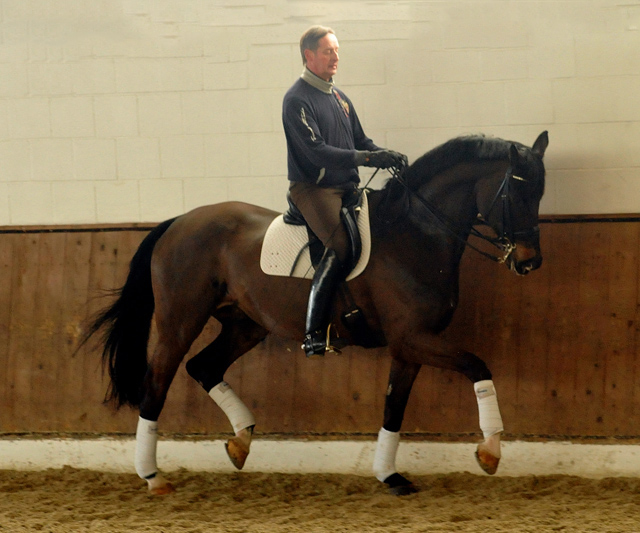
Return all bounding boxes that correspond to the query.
[305,33,339,81]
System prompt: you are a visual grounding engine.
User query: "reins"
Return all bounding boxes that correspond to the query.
[381,164,521,264]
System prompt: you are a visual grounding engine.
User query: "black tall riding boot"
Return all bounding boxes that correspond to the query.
[303,248,344,357]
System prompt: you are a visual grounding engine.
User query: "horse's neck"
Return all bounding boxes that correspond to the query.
[367,189,466,292]
[371,167,483,264]
[369,184,472,258]
[402,168,479,237]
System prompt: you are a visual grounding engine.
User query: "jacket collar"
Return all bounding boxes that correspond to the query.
[300,67,334,94]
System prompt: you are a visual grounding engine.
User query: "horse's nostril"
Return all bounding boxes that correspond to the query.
[517,256,542,275]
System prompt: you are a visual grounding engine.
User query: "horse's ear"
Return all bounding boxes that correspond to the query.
[509,143,519,166]
[532,131,549,158]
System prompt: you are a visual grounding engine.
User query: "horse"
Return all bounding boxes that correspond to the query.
[83,131,548,496]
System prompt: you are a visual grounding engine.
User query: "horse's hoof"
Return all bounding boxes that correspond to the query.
[147,474,176,495]
[384,473,418,496]
[475,444,500,475]
[149,483,175,496]
[225,437,250,470]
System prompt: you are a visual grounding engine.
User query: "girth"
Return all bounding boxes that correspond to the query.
[283,187,363,273]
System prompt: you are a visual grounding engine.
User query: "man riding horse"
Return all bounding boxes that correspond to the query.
[282,25,408,357]
[81,21,548,496]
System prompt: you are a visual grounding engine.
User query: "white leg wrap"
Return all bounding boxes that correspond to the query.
[135,416,159,480]
[372,427,400,482]
[209,381,256,435]
[474,380,504,439]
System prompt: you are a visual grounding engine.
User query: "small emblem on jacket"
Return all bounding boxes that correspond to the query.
[333,89,350,117]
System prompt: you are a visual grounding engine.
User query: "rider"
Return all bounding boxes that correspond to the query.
[282,25,407,357]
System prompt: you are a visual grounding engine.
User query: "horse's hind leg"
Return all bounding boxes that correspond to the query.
[135,340,194,494]
[136,311,212,495]
[186,307,268,470]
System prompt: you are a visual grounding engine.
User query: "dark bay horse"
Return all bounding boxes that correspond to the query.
[84,131,548,495]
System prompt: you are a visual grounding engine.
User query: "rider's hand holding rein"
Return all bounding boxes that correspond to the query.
[358,149,408,170]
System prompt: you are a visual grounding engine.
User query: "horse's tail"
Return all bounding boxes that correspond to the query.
[82,217,177,408]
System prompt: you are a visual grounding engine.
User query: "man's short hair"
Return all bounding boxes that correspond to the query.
[299,25,335,65]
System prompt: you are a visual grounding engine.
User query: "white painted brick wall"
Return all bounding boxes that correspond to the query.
[31,140,75,181]
[51,181,96,224]
[160,135,205,179]
[116,138,161,180]
[0,0,639,225]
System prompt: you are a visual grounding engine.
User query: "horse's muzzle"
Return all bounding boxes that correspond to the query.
[508,244,542,275]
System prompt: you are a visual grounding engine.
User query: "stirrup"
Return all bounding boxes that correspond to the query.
[302,325,342,358]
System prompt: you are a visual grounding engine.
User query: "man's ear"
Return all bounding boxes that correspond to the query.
[303,48,314,65]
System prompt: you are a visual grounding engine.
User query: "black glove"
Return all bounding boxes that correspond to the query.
[388,150,409,169]
[361,149,408,169]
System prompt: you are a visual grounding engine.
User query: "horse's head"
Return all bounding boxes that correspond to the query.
[475,131,548,275]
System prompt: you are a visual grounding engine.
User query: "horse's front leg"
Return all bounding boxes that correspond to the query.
[398,337,504,477]
[473,379,503,474]
[374,357,421,495]
[430,350,503,475]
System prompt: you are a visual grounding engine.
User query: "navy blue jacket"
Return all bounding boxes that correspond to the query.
[283,73,379,188]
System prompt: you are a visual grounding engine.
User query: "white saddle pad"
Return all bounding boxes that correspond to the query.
[260,191,371,280]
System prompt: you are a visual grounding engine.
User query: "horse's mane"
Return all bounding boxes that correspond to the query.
[378,134,541,207]
[388,134,516,191]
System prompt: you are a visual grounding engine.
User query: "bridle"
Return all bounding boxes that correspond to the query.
[372,163,538,264]
[473,165,540,263]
